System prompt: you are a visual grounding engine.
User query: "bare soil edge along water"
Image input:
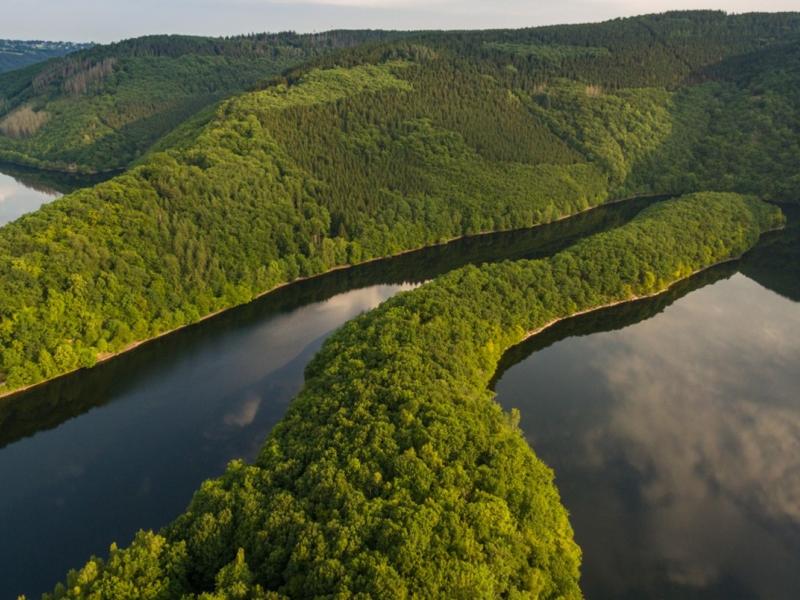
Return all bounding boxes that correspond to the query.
[0,193,666,400]
[515,224,786,350]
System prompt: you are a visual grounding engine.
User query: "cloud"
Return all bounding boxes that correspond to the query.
[496,272,800,595]
[270,0,457,6]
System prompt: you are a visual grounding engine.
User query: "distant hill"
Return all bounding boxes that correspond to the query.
[0,39,91,74]
[0,31,407,173]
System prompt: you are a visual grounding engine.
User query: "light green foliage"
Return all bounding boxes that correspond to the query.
[526,82,673,187]
[0,55,643,394]
[237,61,413,111]
[44,193,782,599]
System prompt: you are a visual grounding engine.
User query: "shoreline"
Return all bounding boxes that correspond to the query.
[0,155,123,177]
[513,223,786,348]
[0,193,668,401]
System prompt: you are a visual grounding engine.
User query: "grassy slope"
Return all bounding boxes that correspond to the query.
[44,193,783,599]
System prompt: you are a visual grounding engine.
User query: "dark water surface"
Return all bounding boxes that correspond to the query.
[494,206,800,599]
[0,192,658,598]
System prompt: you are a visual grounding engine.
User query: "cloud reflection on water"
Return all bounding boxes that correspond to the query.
[496,273,800,599]
[0,171,60,225]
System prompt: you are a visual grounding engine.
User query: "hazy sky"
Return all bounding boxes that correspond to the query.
[2,0,798,43]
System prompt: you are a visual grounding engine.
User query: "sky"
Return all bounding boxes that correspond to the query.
[2,0,798,43]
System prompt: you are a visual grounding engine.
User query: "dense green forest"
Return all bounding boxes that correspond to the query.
[2,10,800,396]
[0,40,90,74]
[2,12,798,598]
[0,58,659,395]
[0,32,405,172]
[41,193,783,599]
[0,196,658,451]
[3,10,800,178]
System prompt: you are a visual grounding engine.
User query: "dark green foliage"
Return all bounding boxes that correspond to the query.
[4,11,800,174]
[304,11,800,88]
[44,193,782,599]
[295,11,800,202]
[622,40,800,202]
[0,32,408,172]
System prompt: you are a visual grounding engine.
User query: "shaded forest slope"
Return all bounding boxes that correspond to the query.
[0,31,406,172]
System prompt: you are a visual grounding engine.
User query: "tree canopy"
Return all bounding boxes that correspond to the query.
[3,10,800,395]
[43,193,783,599]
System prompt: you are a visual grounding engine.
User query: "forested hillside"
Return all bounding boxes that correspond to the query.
[3,11,800,175]
[0,40,90,74]
[0,57,667,394]
[0,31,404,172]
[43,193,783,598]
[622,37,800,200]
[2,10,800,397]
[2,12,798,599]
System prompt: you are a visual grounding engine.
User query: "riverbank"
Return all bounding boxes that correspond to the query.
[0,151,125,176]
[516,231,783,347]
[0,193,665,401]
[37,191,781,599]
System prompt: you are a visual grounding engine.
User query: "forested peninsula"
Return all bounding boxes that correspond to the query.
[4,11,800,396]
[43,193,783,599]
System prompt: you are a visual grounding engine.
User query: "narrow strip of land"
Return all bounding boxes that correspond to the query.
[46,192,783,599]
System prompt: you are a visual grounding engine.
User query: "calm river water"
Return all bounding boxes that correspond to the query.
[0,164,797,599]
[0,165,659,598]
[494,206,800,599]
[0,162,110,226]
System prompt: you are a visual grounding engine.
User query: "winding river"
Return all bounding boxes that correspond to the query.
[0,162,110,226]
[494,206,800,599]
[0,165,798,599]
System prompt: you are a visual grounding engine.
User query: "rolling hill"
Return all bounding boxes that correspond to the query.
[0,31,406,173]
[2,11,800,397]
